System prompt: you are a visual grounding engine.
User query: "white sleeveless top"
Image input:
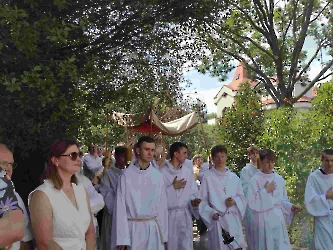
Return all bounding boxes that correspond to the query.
[29,180,91,250]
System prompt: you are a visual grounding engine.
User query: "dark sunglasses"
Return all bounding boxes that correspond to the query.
[60,152,81,160]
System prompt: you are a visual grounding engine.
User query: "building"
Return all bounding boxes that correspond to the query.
[213,63,315,117]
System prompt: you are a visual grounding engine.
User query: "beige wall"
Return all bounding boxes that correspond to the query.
[214,87,237,117]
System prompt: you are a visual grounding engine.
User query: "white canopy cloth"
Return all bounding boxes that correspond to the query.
[110,109,198,136]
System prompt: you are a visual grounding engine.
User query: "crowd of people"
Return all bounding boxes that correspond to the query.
[0,137,332,250]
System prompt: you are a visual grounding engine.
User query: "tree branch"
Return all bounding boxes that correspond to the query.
[268,0,275,27]
[252,0,271,33]
[282,0,299,47]
[317,71,333,82]
[231,4,270,39]
[215,39,280,100]
[257,77,280,104]
[293,40,325,84]
[310,1,331,24]
[288,0,314,90]
[214,26,274,59]
[293,59,333,101]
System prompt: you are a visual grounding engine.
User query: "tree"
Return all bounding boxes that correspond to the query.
[197,0,333,107]
[307,81,333,150]
[0,0,220,203]
[218,82,264,173]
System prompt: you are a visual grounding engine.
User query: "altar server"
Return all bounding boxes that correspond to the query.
[305,149,333,250]
[199,145,246,250]
[111,136,168,250]
[247,149,301,250]
[161,142,200,250]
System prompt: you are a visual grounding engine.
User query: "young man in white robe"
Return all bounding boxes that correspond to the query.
[304,149,333,250]
[199,145,247,250]
[239,145,260,250]
[247,149,301,250]
[160,142,200,250]
[99,146,126,250]
[111,136,168,250]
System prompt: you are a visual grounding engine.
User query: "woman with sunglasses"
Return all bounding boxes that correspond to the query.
[29,139,96,250]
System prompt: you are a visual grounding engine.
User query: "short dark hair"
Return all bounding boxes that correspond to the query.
[115,146,127,155]
[170,142,188,158]
[259,149,276,161]
[322,149,333,158]
[137,136,155,149]
[211,145,227,158]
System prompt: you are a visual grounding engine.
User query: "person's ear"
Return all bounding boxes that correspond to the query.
[51,156,59,166]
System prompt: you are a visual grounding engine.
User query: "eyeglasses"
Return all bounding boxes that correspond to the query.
[60,152,81,161]
[0,161,17,169]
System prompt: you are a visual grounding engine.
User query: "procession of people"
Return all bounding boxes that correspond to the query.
[0,137,333,250]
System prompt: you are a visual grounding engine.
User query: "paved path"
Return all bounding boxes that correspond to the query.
[193,222,208,250]
[192,221,307,250]
[192,221,248,250]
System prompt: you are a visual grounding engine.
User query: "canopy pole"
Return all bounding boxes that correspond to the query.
[104,105,111,168]
[105,105,109,151]
[149,108,153,137]
[197,110,210,161]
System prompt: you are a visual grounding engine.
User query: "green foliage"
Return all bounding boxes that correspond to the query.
[218,82,264,173]
[308,82,333,150]
[0,0,218,155]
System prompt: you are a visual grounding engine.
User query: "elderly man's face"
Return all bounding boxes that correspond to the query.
[0,149,14,178]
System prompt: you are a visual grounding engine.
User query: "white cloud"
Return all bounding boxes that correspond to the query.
[183,87,221,114]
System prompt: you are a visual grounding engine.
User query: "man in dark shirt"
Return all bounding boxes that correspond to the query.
[0,144,24,248]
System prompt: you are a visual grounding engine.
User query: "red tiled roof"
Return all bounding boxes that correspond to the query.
[262,96,312,105]
[224,63,258,91]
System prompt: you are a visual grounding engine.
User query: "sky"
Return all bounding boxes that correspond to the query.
[181,70,234,114]
[182,37,332,114]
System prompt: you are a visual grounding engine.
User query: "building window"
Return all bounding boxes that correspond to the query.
[222,92,227,97]
[236,74,240,80]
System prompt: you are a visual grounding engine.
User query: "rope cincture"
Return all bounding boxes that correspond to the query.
[128,216,164,245]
